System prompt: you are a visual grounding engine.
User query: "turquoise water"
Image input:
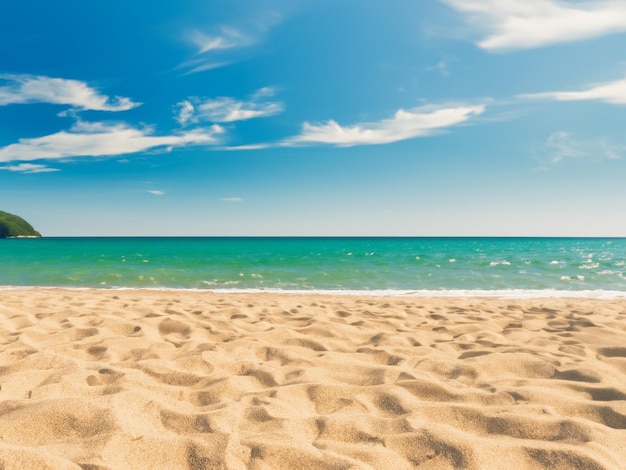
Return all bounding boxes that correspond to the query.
[1,237,626,296]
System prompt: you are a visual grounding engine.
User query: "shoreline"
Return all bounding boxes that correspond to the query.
[2,285,626,299]
[1,289,625,468]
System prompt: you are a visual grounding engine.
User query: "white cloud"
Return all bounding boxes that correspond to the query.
[178,32,240,74]
[0,121,224,162]
[196,97,282,123]
[187,30,241,54]
[426,58,456,77]
[183,61,232,76]
[0,163,60,173]
[251,87,276,99]
[544,131,585,163]
[186,25,259,55]
[175,87,283,124]
[282,105,485,147]
[175,100,195,125]
[221,197,243,202]
[444,0,626,51]
[218,143,271,151]
[181,11,283,74]
[0,75,140,111]
[520,77,626,104]
[147,190,166,196]
[541,131,623,164]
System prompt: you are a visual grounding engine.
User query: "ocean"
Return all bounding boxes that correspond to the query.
[1,237,626,297]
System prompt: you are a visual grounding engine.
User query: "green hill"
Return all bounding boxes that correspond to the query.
[0,211,42,238]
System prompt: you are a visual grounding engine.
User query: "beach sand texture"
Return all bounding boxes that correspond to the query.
[0,290,625,469]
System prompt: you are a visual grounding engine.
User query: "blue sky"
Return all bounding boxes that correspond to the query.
[1,0,626,236]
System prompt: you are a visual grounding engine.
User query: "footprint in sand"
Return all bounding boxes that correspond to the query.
[598,347,626,358]
[86,345,108,360]
[158,318,191,339]
[160,408,213,434]
[74,328,99,340]
[570,385,626,402]
[86,368,124,386]
[554,368,601,383]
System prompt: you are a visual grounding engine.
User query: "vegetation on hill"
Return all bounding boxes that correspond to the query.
[0,211,42,238]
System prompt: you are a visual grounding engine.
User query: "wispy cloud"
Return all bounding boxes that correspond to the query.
[0,121,224,162]
[181,61,232,76]
[520,76,626,105]
[426,57,456,77]
[540,131,623,165]
[180,11,283,74]
[221,197,243,203]
[280,105,485,147]
[443,0,626,51]
[187,29,243,54]
[0,75,140,111]
[147,190,166,196]
[217,143,272,151]
[0,163,60,173]
[175,87,283,125]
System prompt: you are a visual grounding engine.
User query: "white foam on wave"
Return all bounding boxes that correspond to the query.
[489,261,511,266]
[1,286,626,299]
[579,263,599,270]
[203,288,626,299]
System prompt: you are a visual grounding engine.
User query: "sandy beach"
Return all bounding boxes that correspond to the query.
[0,289,625,469]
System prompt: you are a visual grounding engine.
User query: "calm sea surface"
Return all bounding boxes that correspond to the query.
[1,237,626,297]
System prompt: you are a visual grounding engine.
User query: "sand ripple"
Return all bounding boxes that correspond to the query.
[0,290,625,469]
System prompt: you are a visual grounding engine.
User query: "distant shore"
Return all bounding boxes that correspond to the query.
[0,288,624,468]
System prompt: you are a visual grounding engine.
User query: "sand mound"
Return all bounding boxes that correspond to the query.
[0,289,625,469]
